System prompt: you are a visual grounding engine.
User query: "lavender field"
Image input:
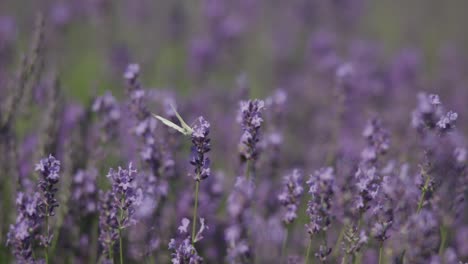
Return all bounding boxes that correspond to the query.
[1,1,468,263]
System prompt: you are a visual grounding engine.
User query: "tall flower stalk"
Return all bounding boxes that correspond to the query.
[189,117,211,246]
[99,163,142,263]
[154,108,211,262]
[278,169,303,263]
[35,155,61,264]
[305,167,335,264]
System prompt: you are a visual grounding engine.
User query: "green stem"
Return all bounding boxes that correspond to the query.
[305,239,312,264]
[90,217,99,264]
[45,207,50,264]
[439,225,447,261]
[191,179,200,245]
[333,227,344,257]
[378,243,384,264]
[353,214,363,264]
[109,243,114,264]
[118,198,125,264]
[280,226,289,263]
[417,176,430,213]
[341,254,347,264]
[119,228,123,264]
[245,159,251,181]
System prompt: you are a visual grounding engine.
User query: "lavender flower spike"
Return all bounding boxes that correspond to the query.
[35,155,61,216]
[35,154,61,253]
[238,99,265,162]
[169,218,208,264]
[306,167,335,236]
[106,163,142,229]
[190,116,211,181]
[99,163,142,263]
[7,192,41,263]
[278,169,304,225]
[305,167,335,262]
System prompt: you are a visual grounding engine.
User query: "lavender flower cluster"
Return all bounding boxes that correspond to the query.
[1,1,468,264]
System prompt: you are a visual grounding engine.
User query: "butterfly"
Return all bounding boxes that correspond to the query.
[152,104,193,136]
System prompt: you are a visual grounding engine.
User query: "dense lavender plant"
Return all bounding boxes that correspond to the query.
[71,168,98,215]
[305,167,335,262]
[412,93,458,135]
[99,163,142,264]
[405,209,441,263]
[278,169,303,261]
[225,176,254,264]
[124,64,162,170]
[98,190,118,263]
[278,169,303,225]
[35,155,61,263]
[7,192,41,263]
[168,218,208,264]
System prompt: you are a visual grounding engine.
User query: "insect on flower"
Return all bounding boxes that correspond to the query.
[152,104,194,136]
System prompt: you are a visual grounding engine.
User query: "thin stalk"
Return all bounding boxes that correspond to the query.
[378,243,384,264]
[108,243,114,264]
[280,225,290,263]
[45,205,50,264]
[305,239,312,264]
[118,198,125,264]
[119,228,123,264]
[353,214,363,264]
[191,178,200,245]
[341,254,347,264]
[89,217,99,264]
[333,227,344,257]
[439,225,447,261]
[417,176,430,213]
[245,159,252,181]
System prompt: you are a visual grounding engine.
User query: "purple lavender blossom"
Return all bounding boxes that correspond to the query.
[7,192,41,263]
[92,91,121,142]
[35,155,61,217]
[106,163,143,229]
[306,167,335,235]
[169,218,208,264]
[278,169,303,225]
[98,190,119,262]
[306,167,335,261]
[412,93,458,135]
[190,117,211,181]
[406,209,440,263]
[35,154,61,249]
[361,118,390,163]
[343,226,368,256]
[238,99,265,162]
[99,163,142,261]
[225,176,255,263]
[123,63,163,173]
[71,168,98,215]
